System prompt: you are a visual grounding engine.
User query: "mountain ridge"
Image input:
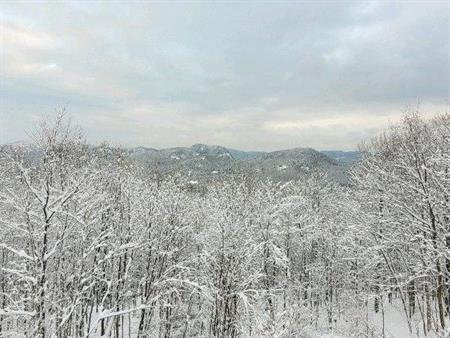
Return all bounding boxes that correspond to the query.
[129,143,360,164]
[2,141,360,183]
[128,143,359,183]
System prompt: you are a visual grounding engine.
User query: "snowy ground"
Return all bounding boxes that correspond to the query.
[2,299,447,337]
[298,299,448,338]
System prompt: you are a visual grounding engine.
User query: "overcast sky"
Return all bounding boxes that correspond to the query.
[0,1,449,150]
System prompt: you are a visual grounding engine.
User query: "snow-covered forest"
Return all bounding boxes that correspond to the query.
[0,111,449,338]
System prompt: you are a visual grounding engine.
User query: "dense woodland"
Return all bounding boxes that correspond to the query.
[0,111,449,337]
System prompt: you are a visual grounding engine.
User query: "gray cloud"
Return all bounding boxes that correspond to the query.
[0,1,448,150]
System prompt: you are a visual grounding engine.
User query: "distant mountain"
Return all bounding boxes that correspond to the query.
[320,150,361,164]
[129,144,355,183]
[2,141,359,184]
[226,148,263,160]
[243,147,347,183]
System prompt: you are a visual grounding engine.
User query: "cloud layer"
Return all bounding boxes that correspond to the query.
[1,1,448,150]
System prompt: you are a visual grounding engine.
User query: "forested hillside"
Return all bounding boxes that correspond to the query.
[0,112,449,337]
[128,144,348,184]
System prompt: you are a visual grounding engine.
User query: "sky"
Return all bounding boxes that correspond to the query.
[0,1,449,151]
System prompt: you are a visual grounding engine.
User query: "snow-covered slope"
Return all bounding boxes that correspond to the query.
[129,144,350,183]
